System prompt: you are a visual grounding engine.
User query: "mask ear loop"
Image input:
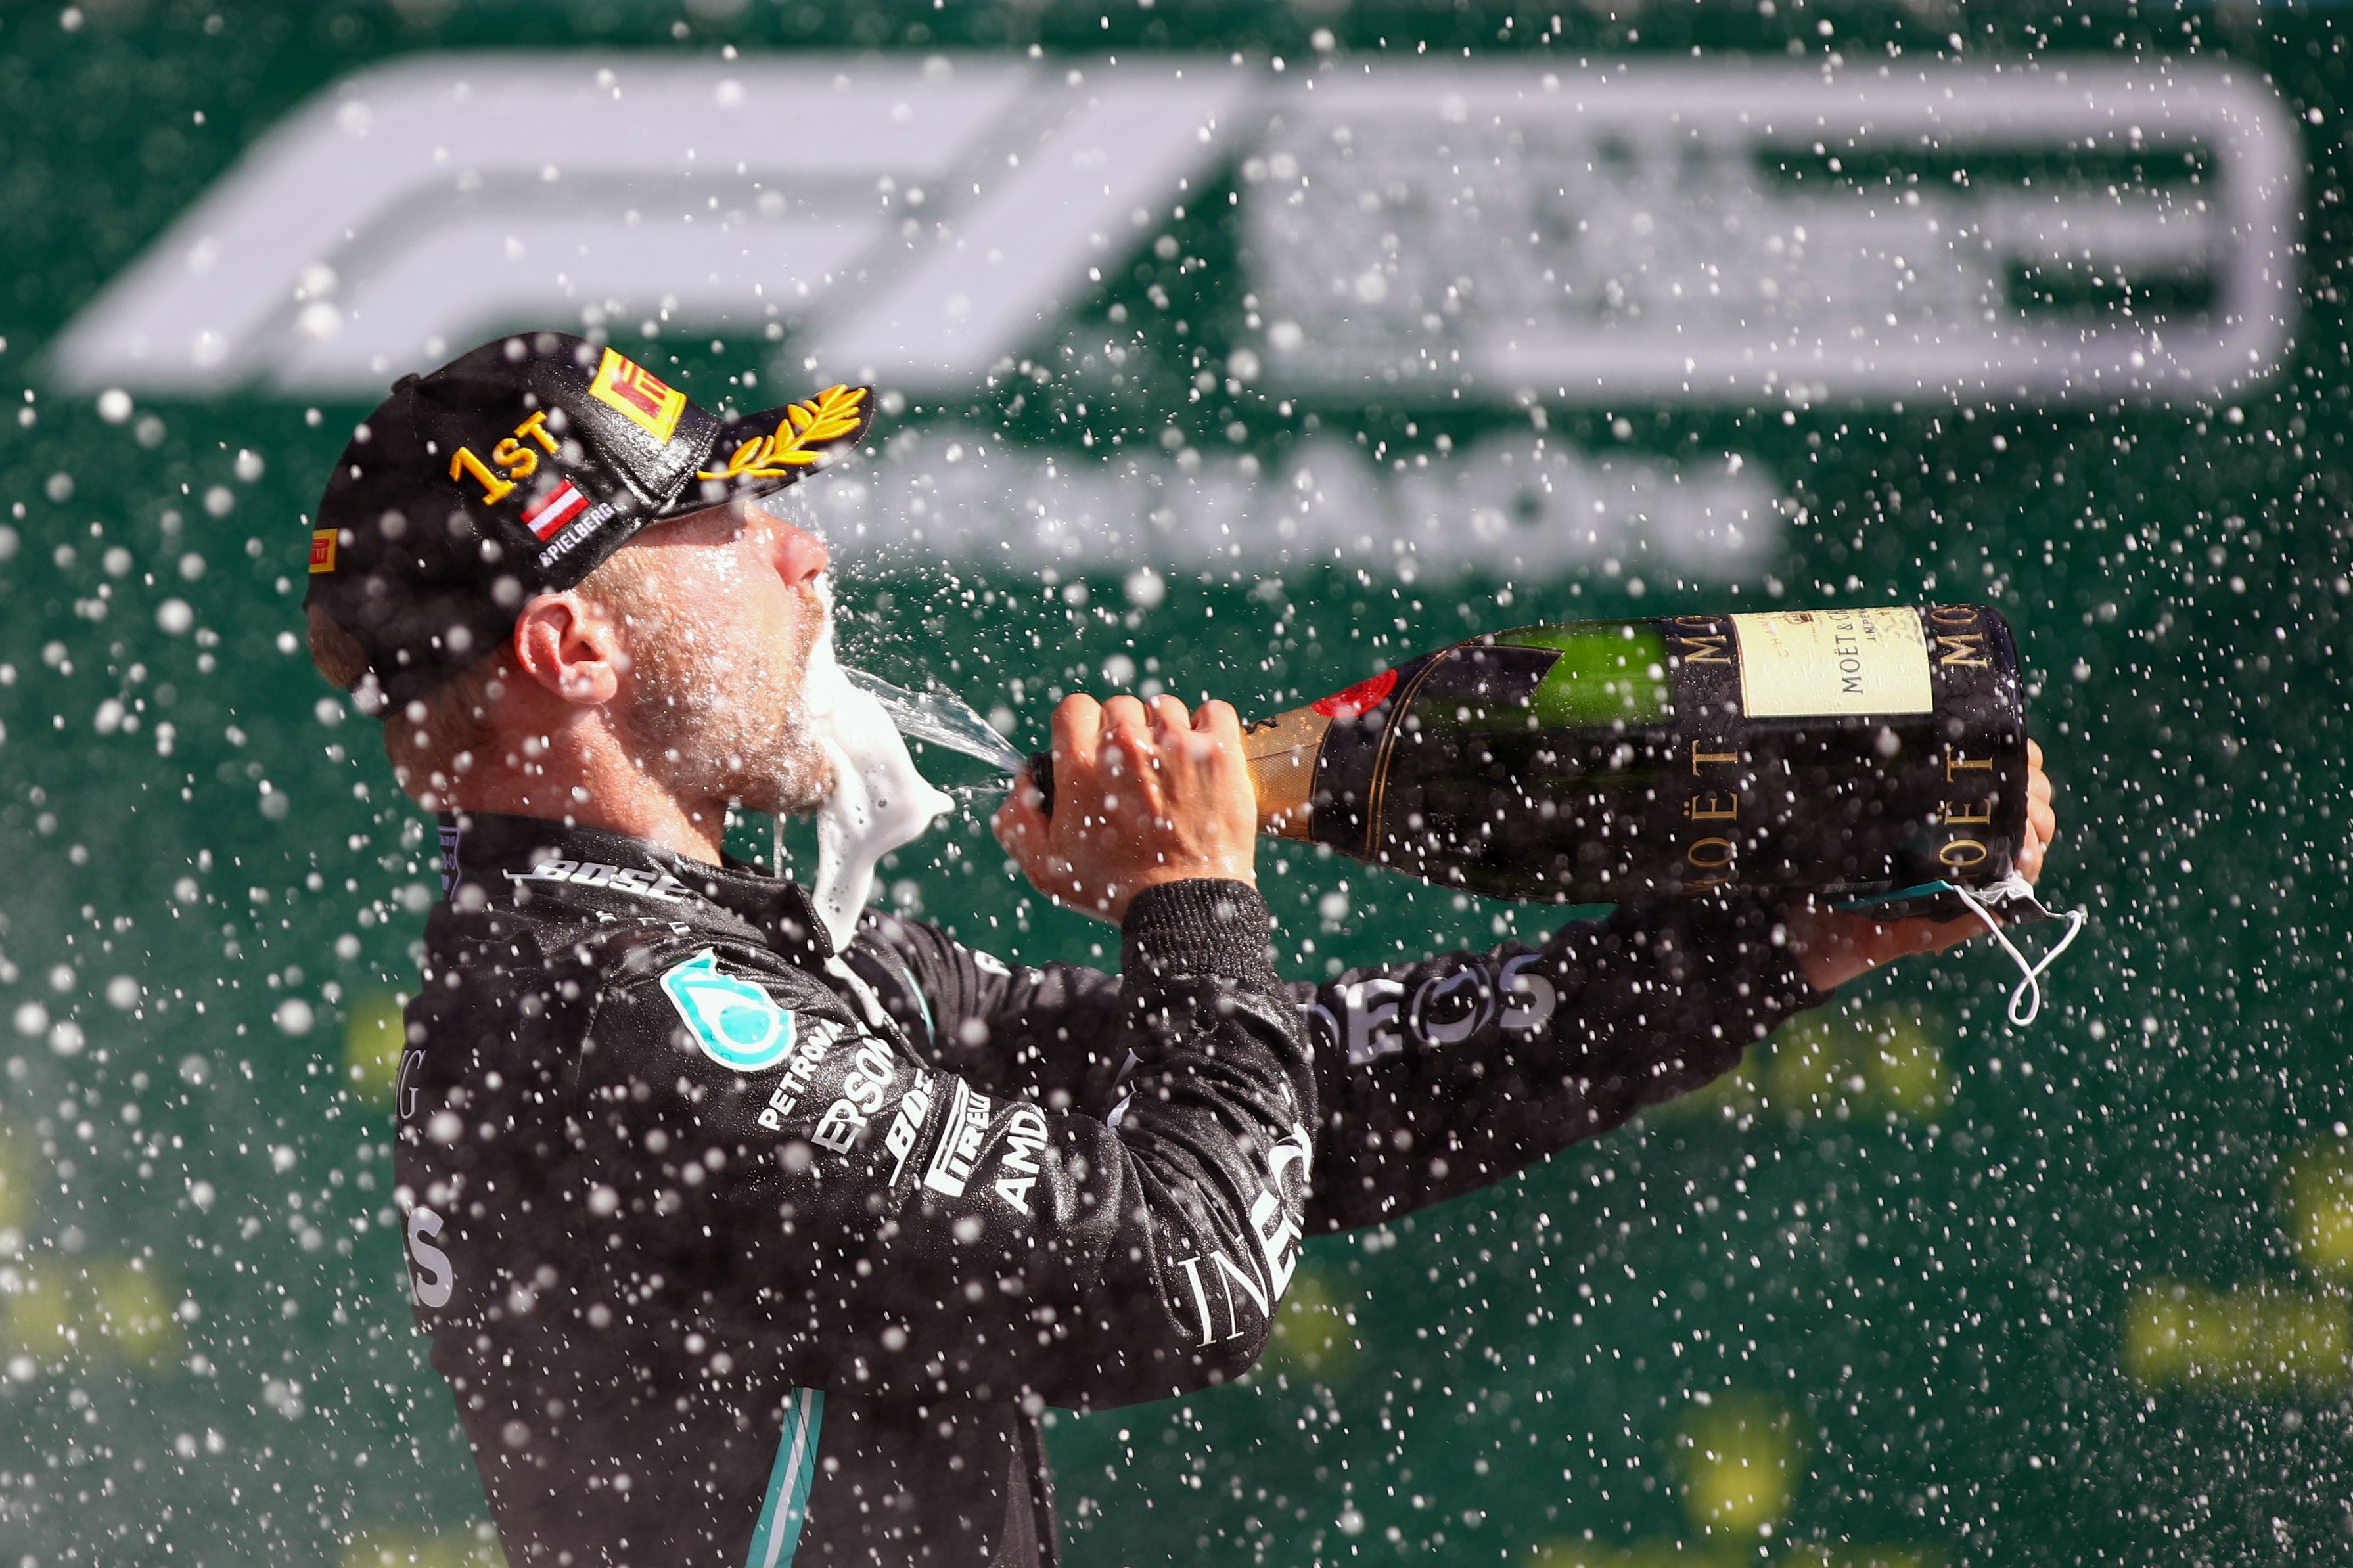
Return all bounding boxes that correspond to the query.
[1947,884,2086,1027]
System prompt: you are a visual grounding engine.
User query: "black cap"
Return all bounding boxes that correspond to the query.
[304,330,875,709]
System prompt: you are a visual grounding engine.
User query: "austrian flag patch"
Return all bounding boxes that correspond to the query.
[521,478,591,540]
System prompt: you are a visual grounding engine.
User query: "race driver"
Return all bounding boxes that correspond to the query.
[302,332,2057,1568]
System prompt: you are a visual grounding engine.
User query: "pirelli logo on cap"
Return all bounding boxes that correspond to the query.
[587,347,686,444]
[308,528,338,574]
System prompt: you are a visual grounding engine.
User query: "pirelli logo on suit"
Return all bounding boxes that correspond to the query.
[917,1081,1051,1217]
[924,1079,993,1198]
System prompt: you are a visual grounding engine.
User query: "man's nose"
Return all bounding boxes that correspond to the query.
[768,516,830,588]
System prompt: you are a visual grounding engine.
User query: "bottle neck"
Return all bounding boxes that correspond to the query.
[1239,707,1331,840]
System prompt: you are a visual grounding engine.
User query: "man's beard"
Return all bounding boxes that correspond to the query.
[616,585,838,818]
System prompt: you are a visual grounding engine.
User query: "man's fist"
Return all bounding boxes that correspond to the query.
[992,694,1258,924]
[1785,737,2060,994]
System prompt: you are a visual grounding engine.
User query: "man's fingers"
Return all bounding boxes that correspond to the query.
[1100,693,1151,730]
[1882,913,1988,964]
[1099,695,1152,760]
[2017,790,2055,885]
[1093,696,1172,832]
[1012,689,1259,921]
[1796,742,2059,989]
[1193,698,1244,746]
[989,802,1026,860]
[1924,914,1990,954]
[1147,694,1196,757]
[1098,696,1156,784]
[1051,694,1103,780]
[992,776,1047,854]
[2021,736,2055,885]
[2015,837,2045,885]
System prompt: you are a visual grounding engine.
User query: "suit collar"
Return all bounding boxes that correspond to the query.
[436,809,835,960]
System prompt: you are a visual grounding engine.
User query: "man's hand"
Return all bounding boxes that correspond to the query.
[993,694,1258,924]
[1783,738,2059,994]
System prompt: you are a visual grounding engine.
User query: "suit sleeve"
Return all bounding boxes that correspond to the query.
[1294,899,1821,1234]
[845,910,1133,1114]
[567,882,1315,1410]
[860,898,1819,1240]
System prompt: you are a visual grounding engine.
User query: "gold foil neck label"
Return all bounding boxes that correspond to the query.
[1731,607,1934,718]
[1241,706,1333,841]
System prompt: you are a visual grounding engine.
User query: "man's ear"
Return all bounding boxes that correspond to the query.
[511,593,624,706]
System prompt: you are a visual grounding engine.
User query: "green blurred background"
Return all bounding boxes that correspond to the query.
[1,3,2350,1564]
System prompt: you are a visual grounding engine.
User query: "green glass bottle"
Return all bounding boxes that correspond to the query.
[1036,604,2032,907]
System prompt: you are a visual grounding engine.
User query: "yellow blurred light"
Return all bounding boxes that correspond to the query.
[2254,1291,2350,1391]
[2120,1282,2195,1386]
[1764,1007,1952,1128]
[2,1262,77,1360]
[343,1527,507,1568]
[1779,1547,1950,1568]
[2280,1141,2353,1280]
[1764,1019,1846,1119]
[1264,1261,1358,1383]
[1860,1014,1952,1123]
[2120,1279,2350,1393]
[88,1259,179,1365]
[344,989,409,1106]
[1540,1394,1945,1568]
[0,1256,183,1372]
[1653,1050,1765,1126]
[1674,1393,1800,1538]
[1532,1540,1938,1568]
[0,1126,29,1234]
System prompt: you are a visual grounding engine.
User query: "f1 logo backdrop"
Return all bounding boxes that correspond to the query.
[44,54,2298,577]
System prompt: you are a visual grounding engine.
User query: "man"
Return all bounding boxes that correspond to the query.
[305,334,2055,1568]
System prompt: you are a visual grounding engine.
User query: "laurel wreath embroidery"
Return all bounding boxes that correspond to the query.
[695,384,869,482]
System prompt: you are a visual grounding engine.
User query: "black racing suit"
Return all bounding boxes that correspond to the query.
[396,811,1819,1568]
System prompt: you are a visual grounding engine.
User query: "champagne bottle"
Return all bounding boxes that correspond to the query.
[1031,604,2033,908]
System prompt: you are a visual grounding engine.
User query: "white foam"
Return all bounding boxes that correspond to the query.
[797,577,954,950]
